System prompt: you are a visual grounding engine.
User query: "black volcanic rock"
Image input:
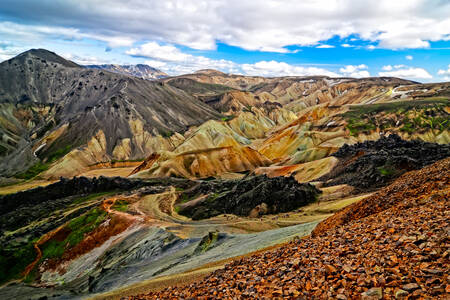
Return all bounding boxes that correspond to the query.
[179,175,321,220]
[320,134,450,191]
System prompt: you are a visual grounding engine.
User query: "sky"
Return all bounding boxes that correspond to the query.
[0,0,449,82]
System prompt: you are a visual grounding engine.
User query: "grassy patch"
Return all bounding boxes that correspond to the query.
[179,193,201,203]
[40,207,107,261]
[206,193,220,203]
[0,238,38,284]
[221,115,235,122]
[15,162,50,179]
[342,99,450,135]
[46,145,72,163]
[197,232,219,253]
[111,200,128,212]
[377,165,396,177]
[15,145,73,179]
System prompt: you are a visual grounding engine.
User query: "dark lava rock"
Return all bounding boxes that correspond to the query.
[0,176,194,236]
[179,175,321,220]
[320,134,450,191]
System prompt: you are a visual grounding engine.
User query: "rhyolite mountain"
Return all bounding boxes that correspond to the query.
[86,64,168,80]
[0,49,449,300]
[0,49,449,181]
[0,49,221,177]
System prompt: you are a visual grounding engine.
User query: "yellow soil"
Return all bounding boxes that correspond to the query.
[78,167,136,178]
[0,180,56,195]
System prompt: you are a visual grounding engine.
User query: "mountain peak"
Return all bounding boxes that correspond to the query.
[194,69,227,75]
[11,48,80,68]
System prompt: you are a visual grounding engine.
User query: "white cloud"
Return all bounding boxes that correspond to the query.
[437,64,450,76]
[339,64,370,77]
[382,65,393,71]
[438,65,450,81]
[126,42,342,76]
[379,66,432,79]
[0,0,449,51]
[316,44,335,48]
[240,61,340,77]
[394,64,406,69]
[0,42,26,61]
[367,45,376,50]
[127,42,190,62]
[124,42,341,76]
[405,55,413,60]
[61,53,115,65]
[0,21,134,48]
[144,60,167,69]
[341,44,354,48]
[125,42,239,74]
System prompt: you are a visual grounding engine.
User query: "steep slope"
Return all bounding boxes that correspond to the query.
[86,64,168,80]
[133,158,449,299]
[0,49,220,177]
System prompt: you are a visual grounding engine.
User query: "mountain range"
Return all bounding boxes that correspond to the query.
[0,49,448,299]
[86,64,168,80]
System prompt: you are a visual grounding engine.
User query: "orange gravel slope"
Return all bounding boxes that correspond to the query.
[129,158,449,299]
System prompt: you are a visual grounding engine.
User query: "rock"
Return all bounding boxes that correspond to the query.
[178,175,321,220]
[402,283,419,291]
[395,289,408,299]
[361,287,383,299]
[320,134,450,191]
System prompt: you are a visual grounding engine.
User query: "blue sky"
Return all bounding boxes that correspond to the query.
[0,0,449,82]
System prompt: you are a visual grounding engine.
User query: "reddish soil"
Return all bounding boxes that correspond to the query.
[129,158,449,299]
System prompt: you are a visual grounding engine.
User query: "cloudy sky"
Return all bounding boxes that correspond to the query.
[0,0,449,82]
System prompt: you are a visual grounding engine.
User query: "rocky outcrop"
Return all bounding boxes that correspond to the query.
[178,175,320,220]
[313,157,450,236]
[319,134,450,191]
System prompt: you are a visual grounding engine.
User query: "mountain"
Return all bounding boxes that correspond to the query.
[0,49,449,299]
[0,49,220,177]
[86,64,168,80]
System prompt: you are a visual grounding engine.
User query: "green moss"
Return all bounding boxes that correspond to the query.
[197,232,219,253]
[46,145,72,163]
[377,165,396,177]
[0,238,38,284]
[111,200,128,212]
[221,115,235,122]
[15,162,50,179]
[400,122,415,133]
[40,207,107,261]
[342,99,450,135]
[206,193,220,203]
[347,118,377,136]
[0,144,8,156]
[179,193,200,203]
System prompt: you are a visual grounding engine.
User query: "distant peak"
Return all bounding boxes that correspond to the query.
[194,69,227,75]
